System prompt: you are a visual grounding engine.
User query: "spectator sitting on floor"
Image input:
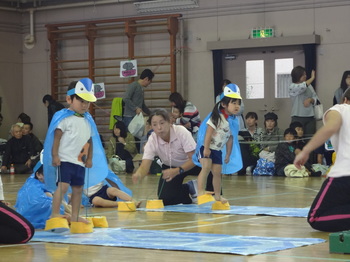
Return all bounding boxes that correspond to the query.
[1,123,34,174]
[22,122,43,168]
[106,121,138,173]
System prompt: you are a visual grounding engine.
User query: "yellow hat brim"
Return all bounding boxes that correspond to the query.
[77,93,97,102]
[225,93,242,99]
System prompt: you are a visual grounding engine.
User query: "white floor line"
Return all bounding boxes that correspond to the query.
[164,216,267,232]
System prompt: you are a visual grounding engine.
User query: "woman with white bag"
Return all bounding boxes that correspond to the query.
[289,66,319,137]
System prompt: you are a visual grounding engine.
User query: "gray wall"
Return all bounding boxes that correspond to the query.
[0,11,23,137]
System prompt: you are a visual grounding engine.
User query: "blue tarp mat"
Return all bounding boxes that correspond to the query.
[32,228,324,256]
[137,203,309,217]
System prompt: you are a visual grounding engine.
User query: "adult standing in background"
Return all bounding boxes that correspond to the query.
[42,94,65,126]
[289,66,318,137]
[333,70,350,105]
[122,69,154,128]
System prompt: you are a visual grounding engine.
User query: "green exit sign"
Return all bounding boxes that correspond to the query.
[251,28,274,39]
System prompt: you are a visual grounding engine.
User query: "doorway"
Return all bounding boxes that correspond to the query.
[223,46,304,131]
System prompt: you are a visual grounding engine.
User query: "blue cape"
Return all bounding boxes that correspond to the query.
[14,174,64,229]
[43,108,109,192]
[192,113,242,174]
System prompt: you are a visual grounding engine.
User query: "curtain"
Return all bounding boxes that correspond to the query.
[212,50,223,101]
[303,44,317,90]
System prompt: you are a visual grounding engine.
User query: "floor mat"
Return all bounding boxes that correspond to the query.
[137,203,309,217]
[32,228,324,256]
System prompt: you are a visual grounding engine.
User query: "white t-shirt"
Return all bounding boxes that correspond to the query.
[326,104,350,178]
[83,182,103,197]
[57,115,92,167]
[207,114,231,151]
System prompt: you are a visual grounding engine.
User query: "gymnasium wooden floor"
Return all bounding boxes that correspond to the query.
[1,172,349,261]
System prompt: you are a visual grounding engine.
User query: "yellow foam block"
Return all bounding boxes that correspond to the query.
[70,221,93,234]
[146,199,164,209]
[92,216,109,228]
[118,201,136,212]
[45,217,69,233]
[197,194,215,205]
[212,201,230,210]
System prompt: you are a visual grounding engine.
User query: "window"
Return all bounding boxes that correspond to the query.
[246,60,264,99]
[275,58,293,98]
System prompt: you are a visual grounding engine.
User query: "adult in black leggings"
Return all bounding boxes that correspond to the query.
[294,88,350,232]
[0,201,34,244]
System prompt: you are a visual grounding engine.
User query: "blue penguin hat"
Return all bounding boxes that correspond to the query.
[67,78,97,102]
[220,83,242,100]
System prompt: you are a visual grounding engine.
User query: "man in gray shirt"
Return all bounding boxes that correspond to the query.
[122,69,154,128]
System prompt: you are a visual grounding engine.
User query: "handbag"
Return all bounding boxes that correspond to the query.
[128,113,144,139]
[108,155,126,173]
[284,164,308,177]
[314,99,323,120]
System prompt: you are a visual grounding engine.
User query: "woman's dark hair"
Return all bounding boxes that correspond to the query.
[291,66,306,83]
[113,121,127,138]
[245,112,258,120]
[211,96,241,128]
[148,108,170,125]
[169,92,186,113]
[140,69,154,81]
[34,165,43,179]
[23,122,33,131]
[221,79,231,87]
[289,121,303,130]
[42,94,54,104]
[284,127,297,137]
[17,113,31,123]
[173,105,184,114]
[340,71,350,91]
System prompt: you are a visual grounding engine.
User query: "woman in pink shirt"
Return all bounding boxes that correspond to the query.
[132,109,200,205]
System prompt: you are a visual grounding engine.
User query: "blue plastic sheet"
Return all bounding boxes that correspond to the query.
[32,228,325,256]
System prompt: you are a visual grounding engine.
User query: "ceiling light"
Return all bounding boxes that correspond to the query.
[134,0,199,13]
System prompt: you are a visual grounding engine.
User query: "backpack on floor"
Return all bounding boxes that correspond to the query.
[253,158,275,176]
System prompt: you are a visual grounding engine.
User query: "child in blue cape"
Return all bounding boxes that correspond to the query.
[43,78,108,227]
[193,83,243,203]
[15,163,67,229]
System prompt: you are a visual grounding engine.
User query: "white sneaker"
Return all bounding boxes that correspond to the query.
[246,166,252,176]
